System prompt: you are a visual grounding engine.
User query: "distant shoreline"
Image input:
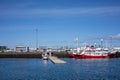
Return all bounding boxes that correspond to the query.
[0,52,68,58]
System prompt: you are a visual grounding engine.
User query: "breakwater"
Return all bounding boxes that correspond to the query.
[0,51,120,58]
[0,51,68,58]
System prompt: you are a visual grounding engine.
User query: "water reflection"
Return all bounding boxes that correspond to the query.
[43,60,48,64]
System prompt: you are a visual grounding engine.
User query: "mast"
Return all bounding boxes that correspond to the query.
[74,37,78,49]
[100,39,103,48]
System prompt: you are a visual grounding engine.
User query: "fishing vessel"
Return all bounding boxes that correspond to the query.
[68,46,117,59]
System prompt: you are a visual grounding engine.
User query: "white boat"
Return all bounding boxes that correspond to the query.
[42,55,48,60]
[42,49,48,60]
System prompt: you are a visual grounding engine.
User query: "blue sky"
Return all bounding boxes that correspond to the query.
[0,0,120,48]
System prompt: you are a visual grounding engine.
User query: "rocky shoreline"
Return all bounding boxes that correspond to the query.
[0,51,69,58]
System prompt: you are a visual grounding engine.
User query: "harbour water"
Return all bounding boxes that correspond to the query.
[0,58,120,80]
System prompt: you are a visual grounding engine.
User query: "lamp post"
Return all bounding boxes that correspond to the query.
[36,29,38,51]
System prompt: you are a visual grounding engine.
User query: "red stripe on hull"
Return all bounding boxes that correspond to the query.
[74,54,117,59]
[75,55,109,59]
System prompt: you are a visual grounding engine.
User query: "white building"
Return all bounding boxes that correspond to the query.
[15,46,29,52]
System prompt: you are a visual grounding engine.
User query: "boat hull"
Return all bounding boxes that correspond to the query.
[74,53,117,59]
[74,55,109,59]
[42,56,48,60]
[108,53,117,58]
[67,53,75,58]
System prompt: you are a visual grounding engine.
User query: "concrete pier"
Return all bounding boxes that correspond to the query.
[49,56,66,64]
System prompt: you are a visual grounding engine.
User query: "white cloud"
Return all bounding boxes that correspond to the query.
[112,33,120,39]
[1,7,120,16]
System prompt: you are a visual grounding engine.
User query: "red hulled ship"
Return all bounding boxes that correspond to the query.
[68,46,117,59]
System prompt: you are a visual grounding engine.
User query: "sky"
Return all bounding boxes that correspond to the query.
[0,0,120,48]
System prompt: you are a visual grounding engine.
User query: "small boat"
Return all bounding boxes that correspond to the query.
[42,55,48,60]
[42,49,48,60]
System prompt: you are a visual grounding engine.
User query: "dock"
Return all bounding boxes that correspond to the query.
[49,56,66,64]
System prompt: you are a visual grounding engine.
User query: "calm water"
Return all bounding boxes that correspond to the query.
[0,58,120,80]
